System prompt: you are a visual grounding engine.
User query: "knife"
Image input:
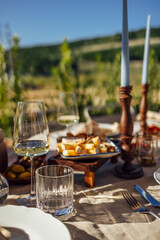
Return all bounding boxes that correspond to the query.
[134,184,160,207]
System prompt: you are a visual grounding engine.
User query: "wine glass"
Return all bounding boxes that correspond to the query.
[57,92,79,134]
[13,101,50,206]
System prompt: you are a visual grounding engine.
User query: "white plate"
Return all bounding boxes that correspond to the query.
[154,168,160,184]
[0,205,71,240]
[97,123,120,137]
[69,122,120,138]
[61,137,120,160]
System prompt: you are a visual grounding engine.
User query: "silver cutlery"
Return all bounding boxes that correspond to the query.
[134,184,160,207]
[121,190,160,221]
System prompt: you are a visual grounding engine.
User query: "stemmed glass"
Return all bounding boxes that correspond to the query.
[57,92,79,134]
[13,101,50,206]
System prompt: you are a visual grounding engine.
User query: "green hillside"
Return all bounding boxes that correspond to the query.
[8,27,160,76]
[2,27,160,137]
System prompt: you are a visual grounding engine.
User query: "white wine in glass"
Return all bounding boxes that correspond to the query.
[13,101,50,206]
[57,92,79,133]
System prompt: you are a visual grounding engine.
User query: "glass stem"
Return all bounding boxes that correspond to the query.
[30,157,35,196]
[67,125,71,134]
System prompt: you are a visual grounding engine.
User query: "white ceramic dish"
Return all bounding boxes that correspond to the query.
[69,122,120,137]
[97,123,120,137]
[60,137,120,160]
[154,168,160,184]
[0,205,71,240]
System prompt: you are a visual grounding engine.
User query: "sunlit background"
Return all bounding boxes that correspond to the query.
[0,0,160,136]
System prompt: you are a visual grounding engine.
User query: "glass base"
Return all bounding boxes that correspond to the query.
[37,204,75,221]
[17,194,36,207]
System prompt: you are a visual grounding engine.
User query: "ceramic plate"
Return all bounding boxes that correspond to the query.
[0,205,71,240]
[60,137,120,160]
[96,123,120,137]
[154,168,160,184]
[69,122,120,138]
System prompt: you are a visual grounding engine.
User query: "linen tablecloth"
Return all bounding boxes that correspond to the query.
[65,176,160,240]
[6,158,160,240]
[5,121,160,240]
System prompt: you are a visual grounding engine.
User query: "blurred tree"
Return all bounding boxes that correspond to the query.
[96,54,105,91]
[148,49,159,111]
[112,51,121,86]
[0,44,7,103]
[53,38,74,92]
[105,51,121,103]
[0,34,22,136]
[0,42,12,135]
[12,34,22,106]
[52,39,93,121]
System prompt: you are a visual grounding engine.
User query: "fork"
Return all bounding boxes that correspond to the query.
[122,190,160,221]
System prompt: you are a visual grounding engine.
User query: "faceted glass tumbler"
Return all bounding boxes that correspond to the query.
[136,135,158,167]
[36,165,74,220]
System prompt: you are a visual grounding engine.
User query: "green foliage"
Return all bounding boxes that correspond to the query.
[151,44,160,62]
[71,27,160,47]
[148,49,159,111]
[4,27,160,77]
[0,34,23,136]
[96,54,106,90]
[82,45,160,63]
[12,35,22,105]
[129,46,144,60]
[52,39,93,121]
[82,48,120,63]
[105,51,121,102]
[0,43,12,136]
[2,27,159,131]
[112,51,121,85]
[0,44,6,86]
[53,39,74,92]
[17,45,60,75]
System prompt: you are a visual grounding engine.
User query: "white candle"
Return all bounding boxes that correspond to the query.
[121,0,130,87]
[142,15,151,84]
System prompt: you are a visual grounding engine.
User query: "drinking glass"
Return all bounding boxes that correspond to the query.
[57,92,79,134]
[36,165,74,221]
[13,101,50,206]
[136,134,158,167]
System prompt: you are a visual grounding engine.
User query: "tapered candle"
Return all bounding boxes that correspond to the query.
[142,15,151,84]
[121,0,130,87]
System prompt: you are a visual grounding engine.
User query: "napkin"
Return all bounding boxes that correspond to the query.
[70,121,120,136]
[136,111,160,122]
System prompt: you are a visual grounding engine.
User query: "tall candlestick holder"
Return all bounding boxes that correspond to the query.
[140,84,149,134]
[114,86,144,179]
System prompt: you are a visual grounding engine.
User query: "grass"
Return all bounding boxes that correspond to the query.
[74,38,160,55]
[2,59,160,138]
[20,61,160,110]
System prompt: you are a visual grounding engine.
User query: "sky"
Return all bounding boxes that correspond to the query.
[1,0,160,48]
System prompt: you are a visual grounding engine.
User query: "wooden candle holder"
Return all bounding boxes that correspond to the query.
[140,84,149,134]
[114,86,144,179]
